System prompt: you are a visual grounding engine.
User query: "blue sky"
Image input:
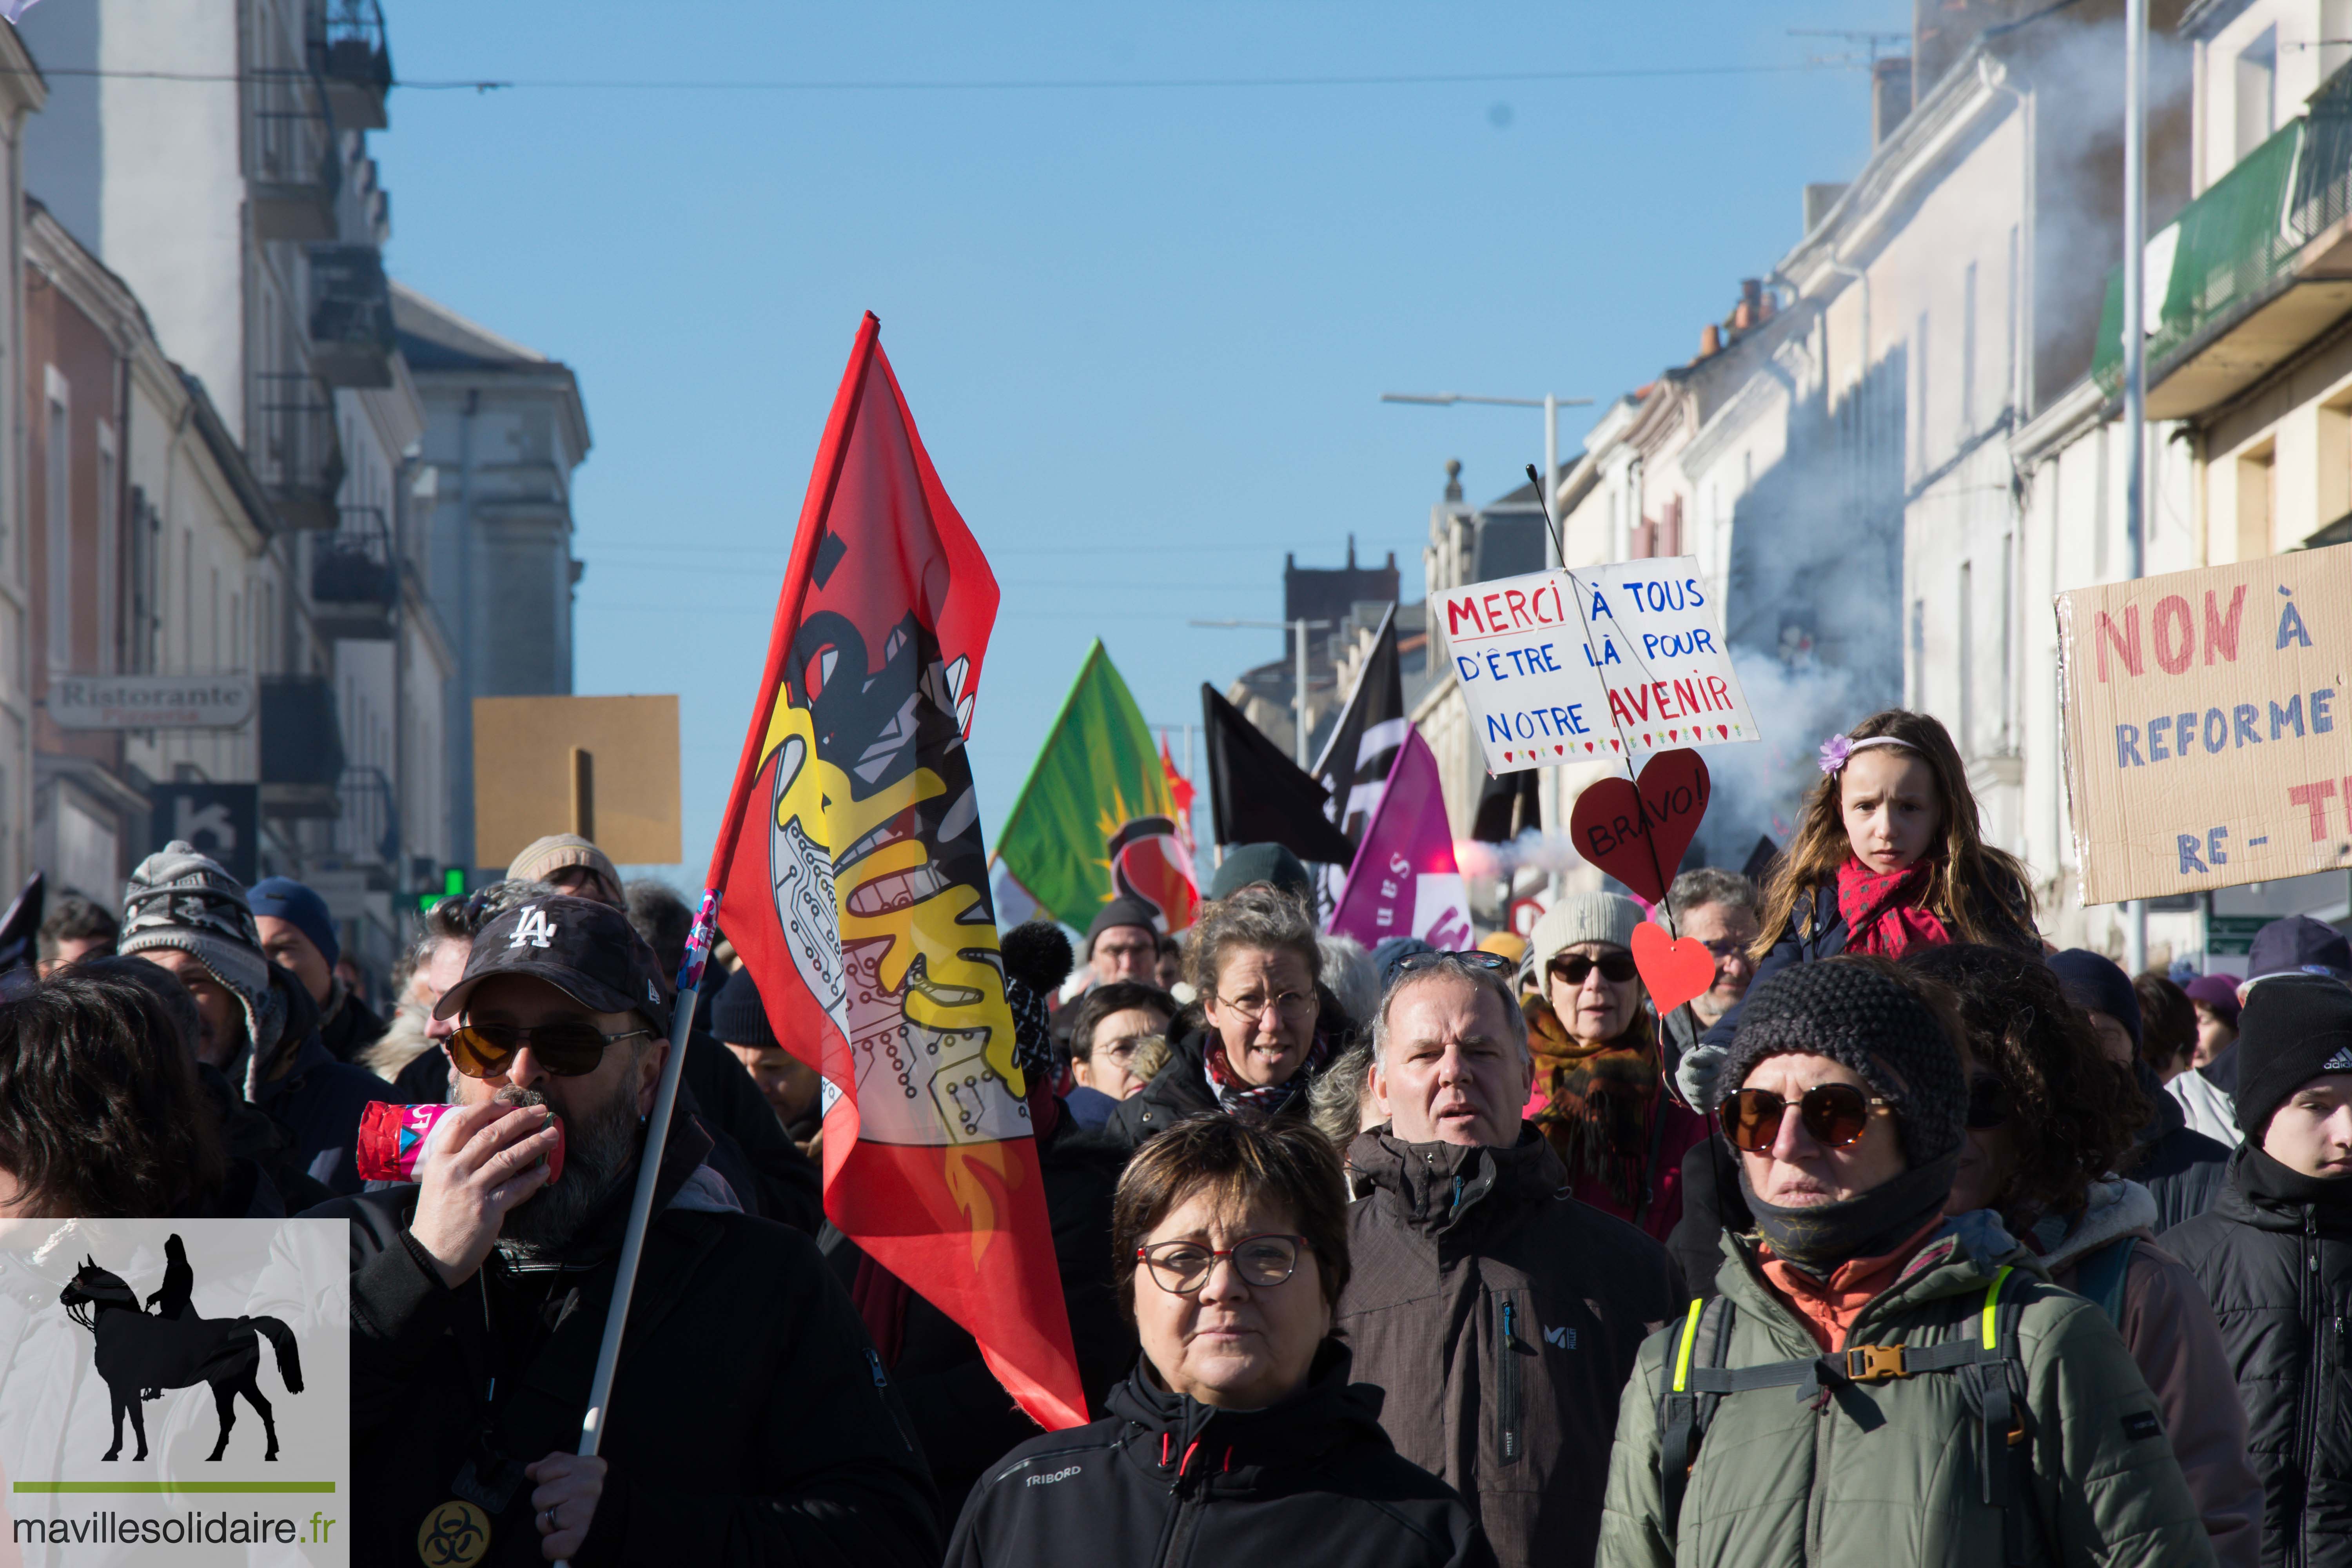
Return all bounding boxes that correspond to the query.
[371,0,1907,891]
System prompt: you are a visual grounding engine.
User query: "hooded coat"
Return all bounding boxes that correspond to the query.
[2127,1062,2232,1232]
[1336,1127,1682,1568]
[1598,1214,2216,1568]
[2033,1180,2262,1568]
[313,1118,940,1568]
[2163,1147,2352,1568]
[944,1343,1493,1568]
[245,965,390,1196]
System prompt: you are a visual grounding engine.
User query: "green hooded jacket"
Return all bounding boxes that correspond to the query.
[1599,1212,2218,1568]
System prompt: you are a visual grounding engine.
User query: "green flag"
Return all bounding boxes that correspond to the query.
[994,641,1178,927]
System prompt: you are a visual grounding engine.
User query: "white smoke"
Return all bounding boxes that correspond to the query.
[1454,830,1588,881]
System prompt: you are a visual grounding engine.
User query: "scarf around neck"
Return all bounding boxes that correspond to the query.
[1835,856,1951,959]
[1526,998,1661,1212]
[1740,1149,1961,1277]
[1205,1031,1329,1116]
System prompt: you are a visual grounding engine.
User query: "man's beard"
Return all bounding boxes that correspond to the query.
[484,1080,643,1259]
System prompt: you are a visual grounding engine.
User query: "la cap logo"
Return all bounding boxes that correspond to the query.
[509,906,557,950]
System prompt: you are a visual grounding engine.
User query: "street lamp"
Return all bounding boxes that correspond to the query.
[1381,392,1594,567]
[1190,617,1331,767]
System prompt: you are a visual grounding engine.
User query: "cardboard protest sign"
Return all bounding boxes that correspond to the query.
[1573,559,1757,757]
[2057,545,2352,904]
[1434,568,1616,776]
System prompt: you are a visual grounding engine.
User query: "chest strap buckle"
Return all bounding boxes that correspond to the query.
[1844,1344,1906,1383]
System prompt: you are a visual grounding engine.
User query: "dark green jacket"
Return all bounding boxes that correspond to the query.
[1600,1213,2215,1568]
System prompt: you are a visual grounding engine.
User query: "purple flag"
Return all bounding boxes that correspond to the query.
[1327,728,1472,949]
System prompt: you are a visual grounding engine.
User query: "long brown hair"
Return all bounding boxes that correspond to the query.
[1751,708,2034,957]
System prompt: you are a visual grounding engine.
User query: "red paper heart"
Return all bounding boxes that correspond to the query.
[1566,749,1713,903]
[1632,920,1717,1016]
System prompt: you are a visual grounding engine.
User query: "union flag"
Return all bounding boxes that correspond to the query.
[706,313,1084,1430]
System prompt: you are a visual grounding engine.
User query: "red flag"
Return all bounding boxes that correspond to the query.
[708,313,1085,1430]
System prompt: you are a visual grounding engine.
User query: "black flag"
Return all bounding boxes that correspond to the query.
[1201,684,1357,864]
[0,870,43,976]
[1310,603,1405,845]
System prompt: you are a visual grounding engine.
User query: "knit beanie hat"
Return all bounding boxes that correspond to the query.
[248,877,339,968]
[119,841,283,1091]
[2184,973,2243,1027]
[1207,843,1314,905]
[1528,892,1644,981]
[2234,972,2352,1138]
[1714,958,1967,1165]
[708,968,777,1053]
[506,833,622,899]
[1085,897,1162,955]
[2047,948,2143,1050]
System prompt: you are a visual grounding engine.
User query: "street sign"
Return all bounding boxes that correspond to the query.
[50,673,255,730]
[2205,913,2273,955]
[149,783,258,886]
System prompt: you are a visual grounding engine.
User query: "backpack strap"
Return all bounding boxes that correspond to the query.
[1656,1294,1739,1531]
[2069,1235,2138,1329]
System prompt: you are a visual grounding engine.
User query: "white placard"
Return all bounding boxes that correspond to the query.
[1434,568,1618,775]
[48,673,256,730]
[1572,559,1757,756]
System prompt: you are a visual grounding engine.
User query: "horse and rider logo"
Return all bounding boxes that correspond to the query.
[58,1235,304,1463]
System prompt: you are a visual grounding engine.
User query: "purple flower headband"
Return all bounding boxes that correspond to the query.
[1817,733,1915,775]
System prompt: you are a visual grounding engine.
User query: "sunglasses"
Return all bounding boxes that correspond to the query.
[1719,1083,1891,1153]
[1394,950,1517,976]
[448,1020,652,1080]
[1548,952,1639,986]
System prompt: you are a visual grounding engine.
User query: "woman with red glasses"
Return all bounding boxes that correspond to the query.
[1522,893,1708,1242]
[1599,957,2213,1568]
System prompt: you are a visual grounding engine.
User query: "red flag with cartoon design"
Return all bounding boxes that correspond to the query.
[707,313,1083,1430]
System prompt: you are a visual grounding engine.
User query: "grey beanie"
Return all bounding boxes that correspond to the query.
[1528,892,1645,980]
[119,840,283,1093]
[1714,959,1966,1165]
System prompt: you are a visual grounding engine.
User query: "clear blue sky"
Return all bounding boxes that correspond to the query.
[372,0,1907,891]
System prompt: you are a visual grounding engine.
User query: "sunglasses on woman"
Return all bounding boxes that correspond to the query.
[448,1020,653,1080]
[1718,1083,1891,1153]
[1548,952,1639,986]
[1393,950,1517,976]
[1135,1234,1307,1295]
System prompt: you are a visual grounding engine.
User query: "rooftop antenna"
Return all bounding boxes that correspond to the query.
[1786,27,1910,69]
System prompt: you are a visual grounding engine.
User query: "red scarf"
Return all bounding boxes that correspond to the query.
[1835,856,1950,958]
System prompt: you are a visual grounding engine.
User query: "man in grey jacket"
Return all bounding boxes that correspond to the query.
[1336,951,1680,1568]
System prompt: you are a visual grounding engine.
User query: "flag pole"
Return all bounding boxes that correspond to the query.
[553,887,720,1568]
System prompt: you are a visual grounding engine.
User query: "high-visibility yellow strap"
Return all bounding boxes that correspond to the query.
[1672,1298,1705,1392]
[1981,1265,2013,1349]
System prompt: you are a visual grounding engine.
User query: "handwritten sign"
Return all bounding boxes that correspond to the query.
[1573,560,1757,757]
[2058,546,2352,904]
[1567,748,1711,903]
[1434,568,1616,775]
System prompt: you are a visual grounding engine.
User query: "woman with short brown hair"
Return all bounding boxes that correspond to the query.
[947,1114,1490,1567]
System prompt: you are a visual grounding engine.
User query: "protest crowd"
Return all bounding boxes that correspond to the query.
[0,681,2343,1568]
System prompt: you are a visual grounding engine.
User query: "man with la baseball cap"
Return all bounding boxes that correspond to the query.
[315,894,938,1564]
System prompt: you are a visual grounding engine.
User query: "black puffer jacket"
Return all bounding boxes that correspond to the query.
[946,1342,1493,1568]
[2164,1147,2352,1568]
[2130,1061,2232,1232]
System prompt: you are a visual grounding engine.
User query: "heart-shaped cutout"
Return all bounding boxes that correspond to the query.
[1565,748,1714,902]
[1632,920,1718,1016]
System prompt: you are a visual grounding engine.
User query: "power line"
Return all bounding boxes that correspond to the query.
[0,60,1826,94]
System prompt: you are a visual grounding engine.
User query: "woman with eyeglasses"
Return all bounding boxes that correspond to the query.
[1522,893,1709,1242]
[947,1113,1492,1567]
[1599,957,2214,1568]
[1104,888,1354,1152]
[1904,944,2261,1568]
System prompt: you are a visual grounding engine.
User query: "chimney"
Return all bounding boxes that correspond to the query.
[1871,56,1913,146]
[1803,182,1849,233]
[1700,322,1722,357]
[1443,458,1463,503]
[1759,289,1776,322]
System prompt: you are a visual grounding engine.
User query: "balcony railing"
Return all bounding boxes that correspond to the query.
[310,508,398,639]
[307,244,395,388]
[308,0,391,131]
[2094,65,2352,418]
[331,766,400,869]
[253,372,345,531]
[259,674,347,818]
[247,68,339,241]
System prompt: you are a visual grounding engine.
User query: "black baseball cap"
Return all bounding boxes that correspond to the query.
[433,894,671,1031]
